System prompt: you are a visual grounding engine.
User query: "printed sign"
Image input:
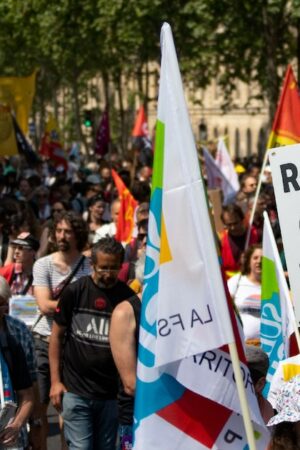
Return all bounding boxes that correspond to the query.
[9,295,38,327]
[269,144,300,324]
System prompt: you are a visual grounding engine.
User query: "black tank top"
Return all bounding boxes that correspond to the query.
[117,295,141,425]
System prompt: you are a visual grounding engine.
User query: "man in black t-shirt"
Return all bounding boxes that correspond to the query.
[49,237,136,450]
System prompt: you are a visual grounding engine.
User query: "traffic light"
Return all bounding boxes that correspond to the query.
[83,110,93,128]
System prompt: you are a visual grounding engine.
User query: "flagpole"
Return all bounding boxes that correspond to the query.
[244,148,269,250]
[203,160,258,450]
[228,342,257,450]
[265,209,300,353]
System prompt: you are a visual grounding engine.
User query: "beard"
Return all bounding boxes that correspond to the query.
[57,241,71,252]
[96,278,117,289]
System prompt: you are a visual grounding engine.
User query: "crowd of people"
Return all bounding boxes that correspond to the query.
[0,142,297,450]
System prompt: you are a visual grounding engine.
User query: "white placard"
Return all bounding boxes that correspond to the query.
[9,295,38,327]
[269,144,300,324]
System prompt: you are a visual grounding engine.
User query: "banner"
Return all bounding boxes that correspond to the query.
[0,105,18,156]
[134,23,268,450]
[261,211,294,396]
[0,71,36,134]
[268,143,300,324]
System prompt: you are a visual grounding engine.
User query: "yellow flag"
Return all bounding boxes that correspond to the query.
[0,105,18,156]
[0,71,36,134]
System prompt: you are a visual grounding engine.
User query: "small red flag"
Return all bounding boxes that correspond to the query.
[268,65,300,148]
[95,109,110,156]
[111,169,138,243]
[131,105,149,138]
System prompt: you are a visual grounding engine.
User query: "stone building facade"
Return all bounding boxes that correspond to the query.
[145,74,269,161]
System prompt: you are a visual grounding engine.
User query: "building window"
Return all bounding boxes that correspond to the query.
[246,128,252,157]
[235,129,240,158]
[257,127,267,162]
[213,127,218,138]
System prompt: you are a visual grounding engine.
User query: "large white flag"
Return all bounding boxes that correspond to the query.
[134,23,269,450]
[261,211,295,396]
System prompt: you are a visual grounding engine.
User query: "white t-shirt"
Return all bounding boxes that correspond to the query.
[227,274,261,340]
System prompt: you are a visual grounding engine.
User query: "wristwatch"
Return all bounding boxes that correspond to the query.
[29,418,43,427]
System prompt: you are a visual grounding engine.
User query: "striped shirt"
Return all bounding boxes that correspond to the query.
[32,254,91,336]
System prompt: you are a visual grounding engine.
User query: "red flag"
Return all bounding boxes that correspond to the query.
[95,109,110,156]
[268,65,300,148]
[111,169,138,243]
[131,105,149,138]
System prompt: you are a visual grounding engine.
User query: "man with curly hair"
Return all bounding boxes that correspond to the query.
[32,211,91,448]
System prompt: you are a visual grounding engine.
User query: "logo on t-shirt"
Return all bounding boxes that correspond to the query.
[94,297,107,310]
[72,313,110,347]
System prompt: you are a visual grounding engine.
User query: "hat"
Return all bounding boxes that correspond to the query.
[267,375,300,426]
[86,174,101,185]
[10,232,40,252]
[245,345,269,379]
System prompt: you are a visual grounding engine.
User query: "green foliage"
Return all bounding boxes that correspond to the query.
[0,0,299,147]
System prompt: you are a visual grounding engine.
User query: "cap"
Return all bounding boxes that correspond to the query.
[267,375,300,426]
[10,232,40,252]
[86,174,101,185]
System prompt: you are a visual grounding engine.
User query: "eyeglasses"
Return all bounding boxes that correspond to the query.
[137,233,147,241]
[52,208,64,213]
[94,267,120,274]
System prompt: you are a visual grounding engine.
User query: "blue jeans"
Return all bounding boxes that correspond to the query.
[62,392,118,450]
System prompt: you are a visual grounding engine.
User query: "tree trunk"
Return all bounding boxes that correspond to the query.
[72,73,88,155]
[261,6,281,128]
[116,72,126,155]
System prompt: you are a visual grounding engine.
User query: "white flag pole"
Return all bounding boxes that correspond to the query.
[228,342,257,450]
[245,149,269,250]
